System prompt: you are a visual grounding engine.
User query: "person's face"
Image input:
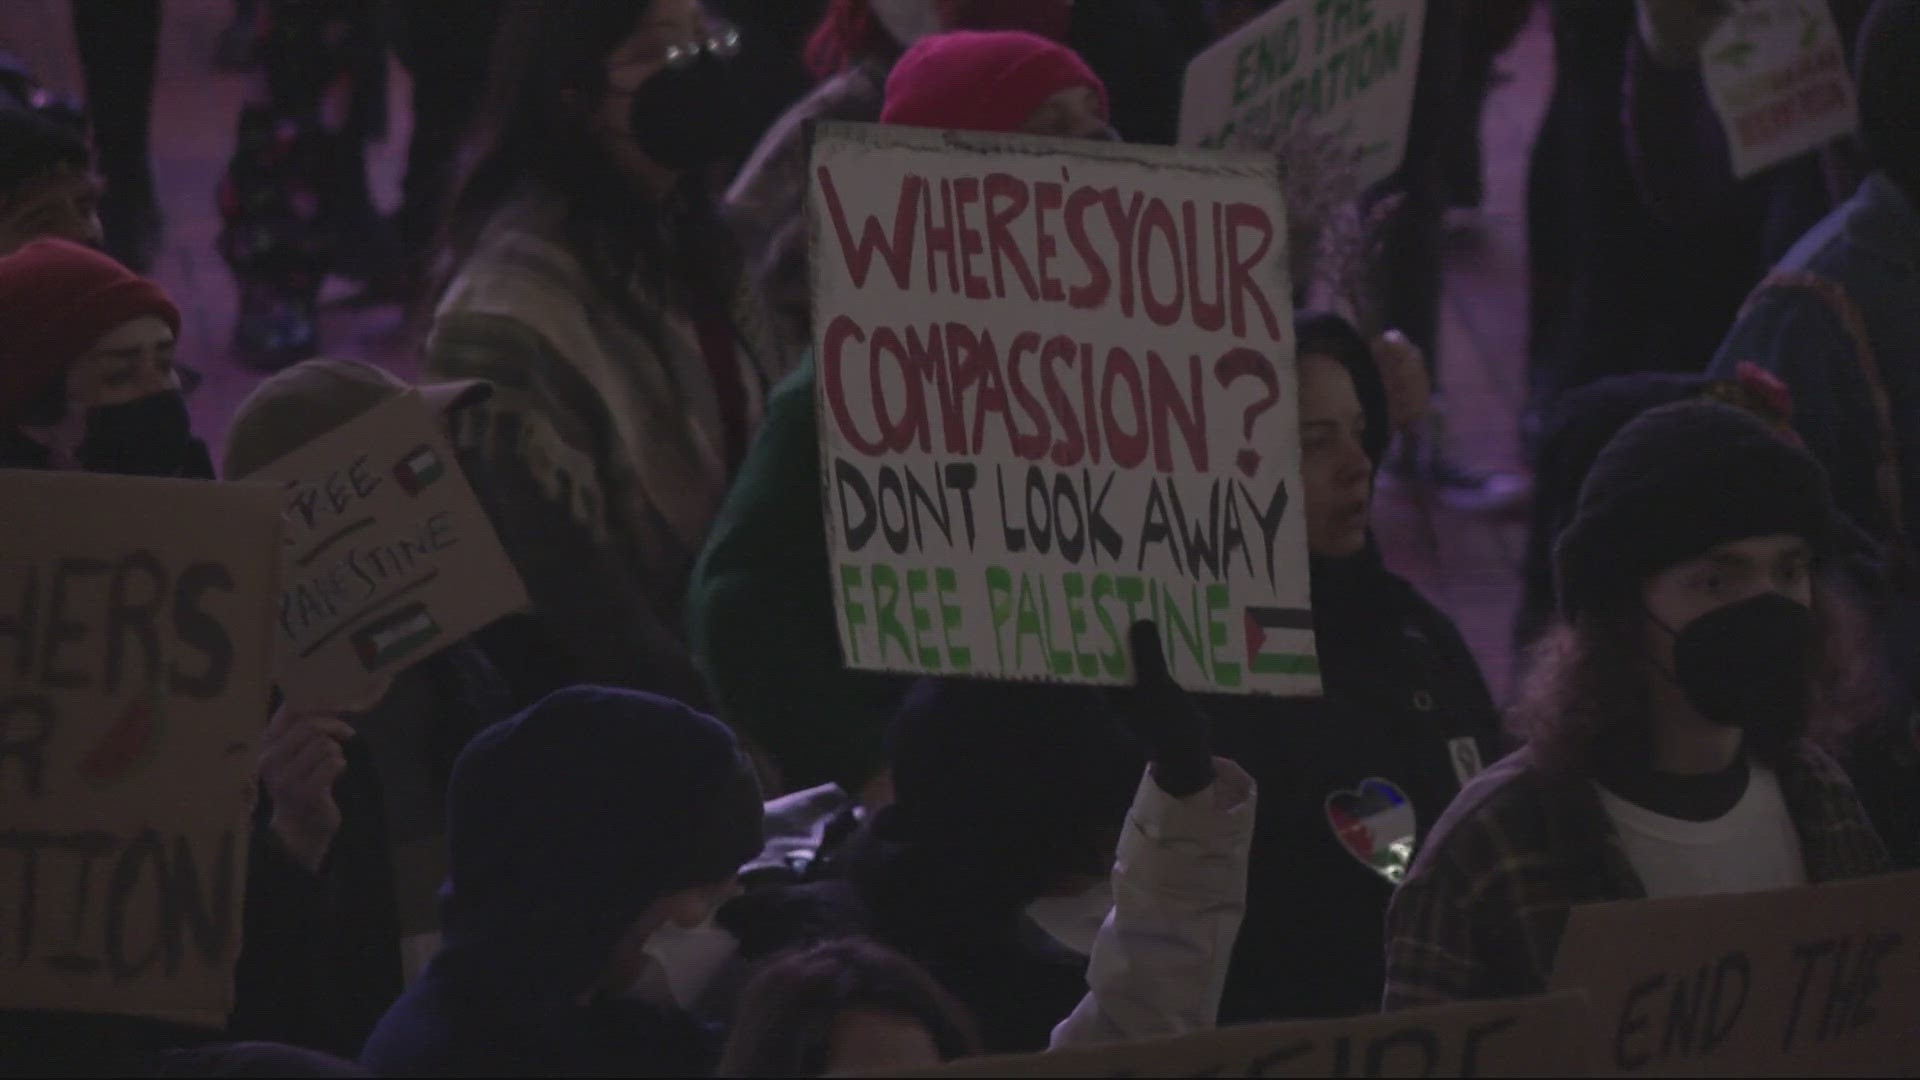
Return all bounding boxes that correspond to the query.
[1297,354,1372,558]
[1641,535,1814,674]
[825,1010,943,1075]
[66,316,178,409]
[1020,86,1111,141]
[594,0,704,163]
[0,169,104,256]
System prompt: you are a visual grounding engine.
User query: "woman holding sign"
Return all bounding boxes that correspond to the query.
[426,0,786,709]
[1199,312,1509,1024]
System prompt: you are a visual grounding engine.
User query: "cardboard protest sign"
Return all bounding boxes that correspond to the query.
[808,121,1316,695]
[252,390,528,710]
[1549,870,1920,1077]
[1179,0,1427,193]
[0,469,281,1027]
[1701,0,1857,179]
[901,993,1591,1077]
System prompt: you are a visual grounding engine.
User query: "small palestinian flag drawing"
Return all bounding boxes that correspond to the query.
[353,602,442,672]
[1243,605,1318,675]
[392,444,446,495]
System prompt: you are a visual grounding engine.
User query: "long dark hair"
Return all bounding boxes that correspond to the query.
[716,937,978,1077]
[440,0,741,320]
[1511,572,1885,775]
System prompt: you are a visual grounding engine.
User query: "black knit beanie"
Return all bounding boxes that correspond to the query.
[885,677,1143,890]
[1555,400,1839,625]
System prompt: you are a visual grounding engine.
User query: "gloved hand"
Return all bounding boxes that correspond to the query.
[1113,620,1216,799]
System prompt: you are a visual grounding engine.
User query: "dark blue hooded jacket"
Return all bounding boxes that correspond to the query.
[360,687,764,1077]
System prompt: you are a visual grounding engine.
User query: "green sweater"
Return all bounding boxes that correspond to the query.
[687,355,911,791]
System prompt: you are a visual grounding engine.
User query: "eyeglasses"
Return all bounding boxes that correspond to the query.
[660,25,742,69]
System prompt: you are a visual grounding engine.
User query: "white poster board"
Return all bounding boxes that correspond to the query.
[1178,0,1427,193]
[1702,0,1857,178]
[808,122,1316,695]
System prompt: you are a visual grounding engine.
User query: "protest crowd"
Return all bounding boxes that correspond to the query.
[3,0,1920,1075]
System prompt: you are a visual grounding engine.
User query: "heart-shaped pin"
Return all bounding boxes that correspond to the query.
[1324,777,1418,885]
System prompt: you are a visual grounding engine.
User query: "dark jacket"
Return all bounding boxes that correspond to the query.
[721,818,1091,1054]
[229,644,511,1058]
[1207,547,1507,1023]
[361,688,759,1077]
[0,1012,363,1078]
[1383,744,1891,1010]
[720,677,1139,1052]
[687,354,916,792]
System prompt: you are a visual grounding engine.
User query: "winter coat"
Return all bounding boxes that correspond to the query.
[229,644,512,1058]
[721,765,1257,1053]
[1207,547,1508,1023]
[687,354,915,792]
[427,187,787,709]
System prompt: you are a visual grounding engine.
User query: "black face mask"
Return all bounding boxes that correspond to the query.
[1664,593,1817,743]
[80,390,200,478]
[627,53,751,173]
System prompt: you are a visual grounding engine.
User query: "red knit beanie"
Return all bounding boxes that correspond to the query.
[0,239,181,424]
[881,30,1107,134]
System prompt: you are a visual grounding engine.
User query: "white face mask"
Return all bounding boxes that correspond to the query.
[870,0,943,47]
[626,918,741,1009]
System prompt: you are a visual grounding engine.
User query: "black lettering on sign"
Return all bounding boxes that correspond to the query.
[45,830,114,973]
[0,695,54,799]
[170,562,236,698]
[1615,973,1663,1073]
[0,828,240,986]
[0,563,41,681]
[104,551,166,694]
[1784,932,1904,1051]
[1363,1027,1438,1076]
[42,557,110,690]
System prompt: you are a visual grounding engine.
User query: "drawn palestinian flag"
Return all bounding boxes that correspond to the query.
[392,444,445,495]
[1243,605,1318,675]
[352,603,442,672]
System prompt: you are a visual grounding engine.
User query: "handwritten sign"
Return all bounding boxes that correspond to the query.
[1178,0,1427,192]
[808,122,1315,695]
[1549,871,1920,1076]
[252,391,527,710]
[902,993,1591,1077]
[0,469,281,1026]
[1701,0,1857,178]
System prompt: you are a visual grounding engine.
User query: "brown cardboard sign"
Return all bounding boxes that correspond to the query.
[253,390,527,710]
[1549,870,1920,1076]
[0,468,282,1027]
[901,993,1591,1078]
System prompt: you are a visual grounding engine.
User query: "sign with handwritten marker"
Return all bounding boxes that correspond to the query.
[1178,0,1427,191]
[807,122,1315,695]
[1549,871,1920,1076]
[0,469,281,1026]
[253,391,528,710]
[1701,0,1857,179]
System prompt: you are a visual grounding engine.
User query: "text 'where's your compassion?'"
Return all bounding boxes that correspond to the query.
[808,123,1318,696]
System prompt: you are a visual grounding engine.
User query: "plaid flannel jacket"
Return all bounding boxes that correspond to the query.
[1382,744,1891,1010]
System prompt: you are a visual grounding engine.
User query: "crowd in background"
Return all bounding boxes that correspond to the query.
[2,0,1919,1075]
